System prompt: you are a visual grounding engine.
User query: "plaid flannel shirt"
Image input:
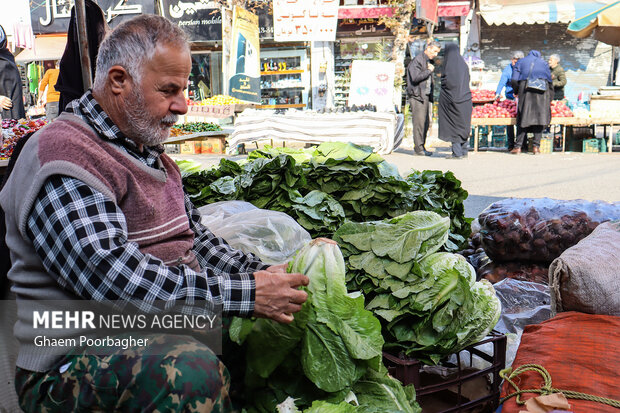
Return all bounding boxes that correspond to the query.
[25,91,268,316]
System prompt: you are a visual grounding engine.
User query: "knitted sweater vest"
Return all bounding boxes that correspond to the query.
[0,112,198,371]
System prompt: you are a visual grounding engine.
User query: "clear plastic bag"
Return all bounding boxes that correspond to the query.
[492,278,551,368]
[492,278,551,335]
[201,206,312,265]
[480,261,549,285]
[198,200,258,228]
[478,198,620,263]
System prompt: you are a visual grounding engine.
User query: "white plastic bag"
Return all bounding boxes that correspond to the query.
[199,202,311,265]
[198,201,257,228]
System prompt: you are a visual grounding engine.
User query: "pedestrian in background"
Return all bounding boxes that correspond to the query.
[38,62,61,120]
[510,50,553,154]
[495,50,524,150]
[548,54,567,101]
[0,25,25,120]
[406,40,441,156]
[438,43,472,159]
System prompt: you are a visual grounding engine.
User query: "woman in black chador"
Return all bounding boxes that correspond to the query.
[438,43,472,159]
[0,25,25,120]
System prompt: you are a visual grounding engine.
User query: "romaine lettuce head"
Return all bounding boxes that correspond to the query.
[455,279,502,347]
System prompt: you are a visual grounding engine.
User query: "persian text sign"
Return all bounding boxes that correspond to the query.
[273,0,339,42]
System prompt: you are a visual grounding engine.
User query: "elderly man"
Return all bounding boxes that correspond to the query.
[1,15,308,412]
[548,54,567,101]
[495,50,524,150]
[406,40,441,156]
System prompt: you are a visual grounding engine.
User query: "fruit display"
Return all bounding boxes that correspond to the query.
[472,99,575,119]
[189,95,245,106]
[471,89,496,102]
[1,118,47,159]
[550,100,573,117]
[472,100,517,118]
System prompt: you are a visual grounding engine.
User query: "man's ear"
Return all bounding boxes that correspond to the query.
[107,65,130,95]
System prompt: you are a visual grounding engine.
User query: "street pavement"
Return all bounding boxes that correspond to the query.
[171,139,620,220]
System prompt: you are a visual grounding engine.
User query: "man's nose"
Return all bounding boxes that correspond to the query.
[171,92,188,115]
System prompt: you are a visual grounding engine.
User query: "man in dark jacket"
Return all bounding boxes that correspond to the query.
[548,54,567,101]
[406,41,441,156]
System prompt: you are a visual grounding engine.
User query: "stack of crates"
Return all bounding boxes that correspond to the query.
[582,138,607,153]
[491,126,508,148]
[567,126,595,152]
[470,126,490,148]
[539,136,554,153]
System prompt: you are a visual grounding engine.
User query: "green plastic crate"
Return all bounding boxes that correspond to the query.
[492,135,507,148]
[582,138,607,153]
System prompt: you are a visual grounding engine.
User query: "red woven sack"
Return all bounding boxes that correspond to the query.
[500,311,620,413]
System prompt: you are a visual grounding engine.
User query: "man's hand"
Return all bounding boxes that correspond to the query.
[427,63,435,72]
[254,269,309,324]
[495,94,501,101]
[551,74,556,80]
[0,96,12,110]
[266,263,288,273]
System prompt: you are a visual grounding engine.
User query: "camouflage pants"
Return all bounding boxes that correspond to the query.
[15,334,234,413]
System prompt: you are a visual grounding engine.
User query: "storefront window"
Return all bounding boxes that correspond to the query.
[334,38,394,107]
[188,52,222,103]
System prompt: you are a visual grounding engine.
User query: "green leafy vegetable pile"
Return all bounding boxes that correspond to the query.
[229,239,421,413]
[334,211,501,364]
[178,142,471,249]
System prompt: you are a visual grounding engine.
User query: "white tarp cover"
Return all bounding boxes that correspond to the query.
[228,109,404,155]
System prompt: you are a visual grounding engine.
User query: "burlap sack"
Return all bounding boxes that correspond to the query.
[549,221,620,316]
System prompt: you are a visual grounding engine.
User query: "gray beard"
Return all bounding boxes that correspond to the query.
[122,89,178,147]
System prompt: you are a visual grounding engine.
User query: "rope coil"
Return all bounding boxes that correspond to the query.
[500,364,620,409]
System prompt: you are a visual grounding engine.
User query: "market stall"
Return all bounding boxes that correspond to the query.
[228,109,405,155]
[470,97,620,152]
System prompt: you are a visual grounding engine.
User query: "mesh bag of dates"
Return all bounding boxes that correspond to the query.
[478,198,620,264]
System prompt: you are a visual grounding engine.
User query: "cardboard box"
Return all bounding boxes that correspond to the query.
[199,137,226,154]
[180,141,201,154]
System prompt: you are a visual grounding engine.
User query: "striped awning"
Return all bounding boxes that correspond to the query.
[479,1,613,25]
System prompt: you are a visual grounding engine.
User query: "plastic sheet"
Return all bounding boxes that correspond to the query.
[198,200,258,228]
[492,278,551,335]
[478,198,620,263]
[493,278,551,368]
[199,203,312,265]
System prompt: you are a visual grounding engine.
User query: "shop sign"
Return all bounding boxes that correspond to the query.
[349,60,395,112]
[416,0,439,25]
[257,6,274,39]
[160,0,222,42]
[273,0,339,42]
[337,18,389,36]
[30,0,153,34]
[186,105,235,118]
[228,6,261,104]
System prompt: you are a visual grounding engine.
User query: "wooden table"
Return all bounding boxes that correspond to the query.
[470,117,619,152]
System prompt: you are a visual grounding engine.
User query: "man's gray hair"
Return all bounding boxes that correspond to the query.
[93,15,189,92]
[427,41,441,50]
[549,54,560,62]
[512,51,525,60]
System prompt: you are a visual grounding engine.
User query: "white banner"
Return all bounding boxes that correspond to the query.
[349,60,396,113]
[273,0,339,42]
